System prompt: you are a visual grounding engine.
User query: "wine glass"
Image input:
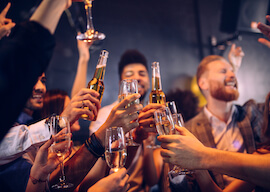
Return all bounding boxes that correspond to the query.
[166,101,177,115]
[154,107,175,136]
[169,113,194,176]
[76,0,105,42]
[49,116,73,189]
[118,79,140,146]
[105,127,127,173]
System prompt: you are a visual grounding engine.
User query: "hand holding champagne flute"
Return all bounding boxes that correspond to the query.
[50,115,73,189]
[105,127,127,173]
[118,79,140,146]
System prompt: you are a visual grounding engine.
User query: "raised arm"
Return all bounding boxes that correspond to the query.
[257,15,270,48]
[0,2,15,39]
[71,39,93,98]
[30,0,71,34]
[228,44,244,73]
[0,0,72,141]
[49,94,142,191]
[158,126,270,189]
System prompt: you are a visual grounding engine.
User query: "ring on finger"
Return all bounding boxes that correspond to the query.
[81,100,85,108]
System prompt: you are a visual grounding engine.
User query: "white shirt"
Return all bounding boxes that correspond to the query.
[0,119,50,165]
[89,100,118,135]
[204,105,246,186]
[204,105,245,152]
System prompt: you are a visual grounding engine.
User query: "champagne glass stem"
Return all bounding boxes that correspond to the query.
[59,161,66,184]
[85,0,94,34]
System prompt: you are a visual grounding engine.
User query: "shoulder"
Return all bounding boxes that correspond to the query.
[185,111,206,130]
[237,99,264,116]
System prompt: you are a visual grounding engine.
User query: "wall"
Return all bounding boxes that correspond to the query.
[2,0,270,141]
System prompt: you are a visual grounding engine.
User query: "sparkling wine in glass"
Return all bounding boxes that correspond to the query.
[105,127,127,173]
[50,116,73,189]
[76,0,105,42]
[154,107,175,136]
[118,79,140,146]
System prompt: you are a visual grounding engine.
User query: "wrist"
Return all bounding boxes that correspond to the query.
[30,166,49,182]
[200,147,217,170]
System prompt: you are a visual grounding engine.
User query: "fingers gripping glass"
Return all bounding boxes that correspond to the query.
[50,116,73,189]
[170,113,194,176]
[118,79,140,146]
[105,127,127,173]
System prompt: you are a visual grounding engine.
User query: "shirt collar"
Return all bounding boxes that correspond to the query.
[204,105,237,126]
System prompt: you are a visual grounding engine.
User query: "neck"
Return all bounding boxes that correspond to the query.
[23,108,34,117]
[206,97,233,122]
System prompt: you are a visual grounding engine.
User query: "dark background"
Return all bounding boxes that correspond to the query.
[2,0,270,142]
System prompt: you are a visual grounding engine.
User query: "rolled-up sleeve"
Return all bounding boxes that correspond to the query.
[0,119,50,165]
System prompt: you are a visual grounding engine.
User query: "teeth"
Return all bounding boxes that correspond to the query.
[226,82,235,86]
[33,95,42,99]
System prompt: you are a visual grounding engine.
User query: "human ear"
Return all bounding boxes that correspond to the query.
[198,77,208,91]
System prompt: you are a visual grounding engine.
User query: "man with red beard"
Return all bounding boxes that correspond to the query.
[178,54,265,191]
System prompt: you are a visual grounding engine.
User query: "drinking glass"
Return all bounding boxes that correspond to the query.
[76,0,105,42]
[154,107,175,136]
[50,116,73,189]
[105,127,127,173]
[118,79,140,146]
[166,101,177,115]
[169,113,194,176]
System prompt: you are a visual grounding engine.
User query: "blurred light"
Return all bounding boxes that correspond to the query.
[250,21,258,30]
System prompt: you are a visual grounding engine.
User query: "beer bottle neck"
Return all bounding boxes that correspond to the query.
[151,65,162,91]
[93,50,108,80]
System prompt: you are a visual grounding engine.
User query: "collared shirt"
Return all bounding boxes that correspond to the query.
[204,105,246,152]
[204,105,246,186]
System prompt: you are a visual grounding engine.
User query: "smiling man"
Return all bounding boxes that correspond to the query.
[178,54,265,191]
[89,49,150,135]
[14,73,46,126]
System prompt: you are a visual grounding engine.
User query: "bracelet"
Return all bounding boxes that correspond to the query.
[85,133,105,158]
[29,175,47,184]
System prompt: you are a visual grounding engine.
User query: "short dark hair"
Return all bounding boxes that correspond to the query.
[118,49,148,79]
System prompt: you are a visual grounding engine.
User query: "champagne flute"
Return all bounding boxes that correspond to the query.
[76,0,105,42]
[118,79,140,146]
[169,113,194,176]
[154,107,175,136]
[105,127,127,173]
[166,101,177,115]
[50,116,73,189]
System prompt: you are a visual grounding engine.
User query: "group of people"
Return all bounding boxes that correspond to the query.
[0,0,270,192]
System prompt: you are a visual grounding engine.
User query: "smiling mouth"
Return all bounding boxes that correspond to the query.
[225,81,237,88]
[32,94,43,99]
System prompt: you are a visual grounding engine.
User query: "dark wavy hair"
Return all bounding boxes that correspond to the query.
[40,89,68,118]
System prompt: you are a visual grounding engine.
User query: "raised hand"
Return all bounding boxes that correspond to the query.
[0,3,16,39]
[257,15,270,48]
[88,168,129,192]
[157,125,206,170]
[132,103,164,144]
[100,94,142,133]
[61,88,101,125]
[228,43,244,73]
[77,35,93,61]
[30,138,60,181]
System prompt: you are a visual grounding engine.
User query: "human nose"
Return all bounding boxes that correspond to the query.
[34,80,46,92]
